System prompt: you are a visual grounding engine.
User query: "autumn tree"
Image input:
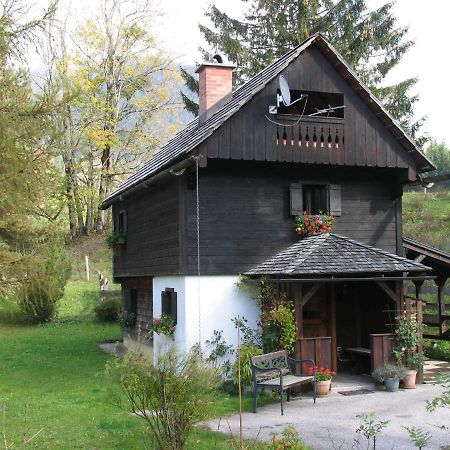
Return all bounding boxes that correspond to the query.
[50,0,182,236]
[182,0,423,140]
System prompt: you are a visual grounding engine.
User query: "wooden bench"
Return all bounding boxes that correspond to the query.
[250,350,316,415]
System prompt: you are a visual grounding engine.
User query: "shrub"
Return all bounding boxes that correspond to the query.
[231,342,263,387]
[106,346,219,450]
[17,240,71,323]
[371,364,407,383]
[94,295,121,322]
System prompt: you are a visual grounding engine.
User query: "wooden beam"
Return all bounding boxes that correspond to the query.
[377,281,398,303]
[330,284,337,372]
[414,254,426,263]
[294,285,303,340]
[302,283,322,305]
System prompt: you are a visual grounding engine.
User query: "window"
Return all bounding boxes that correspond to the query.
[161,288,177,325]
[303,185,328,215]
[290,183,341,216]
[124,288,138,316]
[116,210,128,235]
[277,90,344,119]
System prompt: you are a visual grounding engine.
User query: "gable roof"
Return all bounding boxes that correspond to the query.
[245,233,431,277]
[102,33,434,209]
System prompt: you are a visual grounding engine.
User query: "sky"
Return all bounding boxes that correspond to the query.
[30,0,450,145]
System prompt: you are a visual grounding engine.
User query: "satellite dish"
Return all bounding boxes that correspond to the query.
[277,75,306,108]
[279,75,291,106]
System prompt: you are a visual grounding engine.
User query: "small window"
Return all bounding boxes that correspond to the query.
[130,289,138,315]
[290,183,341,216]
[303,185,328,215]
[161,288,177,325]
[116,210,127,236]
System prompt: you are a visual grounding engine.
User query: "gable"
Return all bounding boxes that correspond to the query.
[198,42,420,176]
[102,34,433,209]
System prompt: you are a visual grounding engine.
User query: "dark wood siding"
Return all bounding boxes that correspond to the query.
[113,177,180,277]
[198,44,416,174]
[186,161,403,275]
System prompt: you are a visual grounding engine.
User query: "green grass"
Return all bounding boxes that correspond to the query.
[0,280,278,449]
[403,190,450,251]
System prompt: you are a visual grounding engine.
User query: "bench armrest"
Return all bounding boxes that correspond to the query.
[286,357,316,377]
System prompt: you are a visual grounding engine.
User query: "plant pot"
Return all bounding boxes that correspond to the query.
[385,377,400,392]
[402,369,417,389]
[316,379,332,397]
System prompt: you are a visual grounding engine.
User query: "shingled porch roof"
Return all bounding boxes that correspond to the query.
[245,233,431,277]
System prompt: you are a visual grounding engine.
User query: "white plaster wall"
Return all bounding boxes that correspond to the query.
[152,275,260,364]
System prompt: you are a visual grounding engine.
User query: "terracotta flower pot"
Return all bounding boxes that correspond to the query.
[402,369,417,389]
[316,379,332,397]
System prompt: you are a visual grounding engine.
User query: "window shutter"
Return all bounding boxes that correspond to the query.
[290,183,303,216]
[328,184,341,216]
[170,292,177,325]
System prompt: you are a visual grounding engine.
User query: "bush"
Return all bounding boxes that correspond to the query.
[371,364,407,382]
[17,240,71,323]
[106,346,219,450]
[231,342,263,387]
[94,295,121,322]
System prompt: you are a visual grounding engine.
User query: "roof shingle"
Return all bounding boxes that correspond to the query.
[245,233,431,277]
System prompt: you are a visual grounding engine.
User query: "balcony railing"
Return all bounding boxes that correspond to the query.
[275,116,344,151]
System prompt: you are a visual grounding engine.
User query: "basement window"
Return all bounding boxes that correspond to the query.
[278,90,344,119]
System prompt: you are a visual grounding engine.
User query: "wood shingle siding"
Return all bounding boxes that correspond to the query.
[184,161,404,275]
[113,178,180,277]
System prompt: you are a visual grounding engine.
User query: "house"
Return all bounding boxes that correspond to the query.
[101,33,437,377]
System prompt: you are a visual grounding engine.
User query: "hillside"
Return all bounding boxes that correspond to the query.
[403,190,450,252]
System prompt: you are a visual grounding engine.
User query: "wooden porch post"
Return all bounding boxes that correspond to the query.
[330,283,337,372]
[413,280,424,384]
[436,275,448,336]
[294,284,303,340]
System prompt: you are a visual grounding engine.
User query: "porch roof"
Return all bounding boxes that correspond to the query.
[245,233,431,277]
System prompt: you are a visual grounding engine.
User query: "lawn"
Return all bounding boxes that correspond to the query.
[0,281,274,449]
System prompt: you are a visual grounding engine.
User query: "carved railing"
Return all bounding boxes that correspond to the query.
[275,116,344,151]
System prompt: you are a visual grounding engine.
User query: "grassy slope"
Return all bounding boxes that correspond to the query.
[403,190,450,252]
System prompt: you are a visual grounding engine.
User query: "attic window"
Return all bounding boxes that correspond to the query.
[277,90,344,118]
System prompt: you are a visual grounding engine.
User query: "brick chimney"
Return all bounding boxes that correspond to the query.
[196,59,235,122]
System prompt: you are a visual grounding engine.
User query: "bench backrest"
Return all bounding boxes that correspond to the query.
[250,350,290,381]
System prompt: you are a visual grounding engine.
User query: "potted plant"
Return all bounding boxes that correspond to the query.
[312,366,336,396]
[371,364,407,392]
[148,314,176,337]
[106,232,126,249]
[294,213,334,238]
[393,314,422,389]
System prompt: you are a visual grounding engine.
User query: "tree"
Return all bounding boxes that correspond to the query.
[182,0,423,139]
[425,141,450,189]
[49,0,183,235]
[0,0,70,308]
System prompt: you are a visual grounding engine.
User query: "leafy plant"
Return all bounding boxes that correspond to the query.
[295,213,334,237]
[356,413,389,450]
[94,296,121,322]
[106,346,220,450]
[265,425,311,450]
[426,373,450,412]
[309,366,335,382]
[205,329,234,372]
[106,232,125,249]
[231,316,262,347]
[371,364,407,383]
[393,314,421,368]
[231,342,263,387]
[119,311,136,328]
[148,314,175,336]
[403,426,432,449]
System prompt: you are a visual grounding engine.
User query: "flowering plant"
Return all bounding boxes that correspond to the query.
[148,314,175,336]
[308,366,336,381]
[295,212,334,237]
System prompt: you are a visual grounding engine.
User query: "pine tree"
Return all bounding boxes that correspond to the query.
[182,0,423,139]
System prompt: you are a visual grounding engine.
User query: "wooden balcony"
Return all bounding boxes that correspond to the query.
[275,116,344,151]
